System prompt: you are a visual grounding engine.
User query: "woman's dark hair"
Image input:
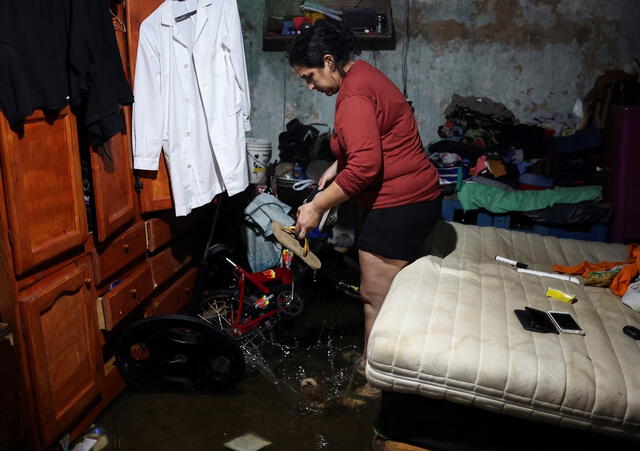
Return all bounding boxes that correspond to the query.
[287,20,361,72]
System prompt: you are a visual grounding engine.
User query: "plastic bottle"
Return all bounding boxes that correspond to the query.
[292,161,306,180]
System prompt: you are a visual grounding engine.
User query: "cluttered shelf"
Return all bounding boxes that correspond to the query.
[263,0,394,51]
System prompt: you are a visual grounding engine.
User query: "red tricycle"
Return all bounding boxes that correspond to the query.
[197,245,304,340]
[114,242,304,392]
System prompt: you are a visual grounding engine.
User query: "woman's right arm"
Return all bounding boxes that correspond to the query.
[332,95,382,197]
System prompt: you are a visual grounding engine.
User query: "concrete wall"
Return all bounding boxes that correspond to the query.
[238,0,640,152]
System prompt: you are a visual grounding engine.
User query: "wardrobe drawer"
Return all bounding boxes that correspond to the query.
[100,262,153,331]
[145,209,207,252]
[93,222,146,285]
[145,216,173,253]
[148,235,193,288]
[145,267,197,318]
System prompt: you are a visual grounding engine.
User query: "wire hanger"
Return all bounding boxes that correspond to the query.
[109,8,126,32]
[175,10,197,22]
[174,0,197,23]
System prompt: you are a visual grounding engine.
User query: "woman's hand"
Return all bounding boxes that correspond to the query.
[295,182,349,239]
[295,201,323,239]
[318,161,338,190]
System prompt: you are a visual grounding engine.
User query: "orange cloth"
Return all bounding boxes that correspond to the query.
[552,244,640,296]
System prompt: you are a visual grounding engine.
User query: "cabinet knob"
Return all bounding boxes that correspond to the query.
[84,278,92,287]
[130,289,138,298]
[122,244,130,253]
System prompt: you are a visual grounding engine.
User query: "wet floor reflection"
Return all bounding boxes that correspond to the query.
[96,280,379,450]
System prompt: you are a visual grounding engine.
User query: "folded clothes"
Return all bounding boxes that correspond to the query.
[428,140,486,165]
[522,202,611,225]
[519,173,553,188]
[457,183,602,213]
[554,125,602,153]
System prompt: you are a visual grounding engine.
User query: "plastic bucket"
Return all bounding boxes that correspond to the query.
[246,139,272,184]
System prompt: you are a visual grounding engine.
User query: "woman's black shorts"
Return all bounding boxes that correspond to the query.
[357,198,442,262]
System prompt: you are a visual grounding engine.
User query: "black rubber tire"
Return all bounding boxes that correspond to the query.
[114,314,245,392]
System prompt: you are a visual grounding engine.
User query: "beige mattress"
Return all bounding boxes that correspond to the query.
[367,222,640,440]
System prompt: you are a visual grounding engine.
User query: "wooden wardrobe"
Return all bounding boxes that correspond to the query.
[0,1,210,448]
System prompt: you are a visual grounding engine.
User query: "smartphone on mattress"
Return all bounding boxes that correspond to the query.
[514,307,558,334]
[548,311,585,335]
[523,307,559,334]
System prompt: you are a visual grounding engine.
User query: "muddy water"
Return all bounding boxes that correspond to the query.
[95,285,379,450]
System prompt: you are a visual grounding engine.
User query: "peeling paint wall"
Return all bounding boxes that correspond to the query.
[238,0,640,151]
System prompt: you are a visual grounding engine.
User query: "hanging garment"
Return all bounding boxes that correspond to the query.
[133,0,251,216]
[0,0,133,141]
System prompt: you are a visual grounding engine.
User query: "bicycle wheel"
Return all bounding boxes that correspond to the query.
[273,284,304,318]
[114,314,245,392]
[198,289,236,334]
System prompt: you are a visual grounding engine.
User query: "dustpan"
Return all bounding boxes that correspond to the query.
[272,221,321,270]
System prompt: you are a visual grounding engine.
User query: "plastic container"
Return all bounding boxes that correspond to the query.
[437,166,469,184]
[246,138,272,184]
[292,161,306,180]
[276,176,313,210]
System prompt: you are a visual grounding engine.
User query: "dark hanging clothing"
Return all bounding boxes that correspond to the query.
[0,0,133,143]
[73,0,134,142]
[0,42,37,126]
[0,1,70,125]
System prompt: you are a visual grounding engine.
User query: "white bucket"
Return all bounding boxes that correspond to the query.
[246,139,272,184]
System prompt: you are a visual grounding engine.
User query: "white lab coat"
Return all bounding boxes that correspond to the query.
[133,0,251,216]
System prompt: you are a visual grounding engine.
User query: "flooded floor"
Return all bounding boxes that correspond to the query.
[89,244,640,451]
[95,255,379,450]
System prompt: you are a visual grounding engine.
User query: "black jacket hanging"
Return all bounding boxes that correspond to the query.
[0,0,133,144]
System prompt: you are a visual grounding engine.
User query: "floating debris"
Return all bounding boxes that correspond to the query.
[223,432,271,451]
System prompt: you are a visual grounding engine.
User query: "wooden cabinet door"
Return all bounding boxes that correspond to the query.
[87,2,137,241]
[90,107,137,242]
[126,0,173,214]
[125,0,164,81]
[136,155,174,213]
[19,256,103,446]
[0,108,88,276]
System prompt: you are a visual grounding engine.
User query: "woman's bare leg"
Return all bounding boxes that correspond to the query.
[358,249,408,358]
[341,250,407,406]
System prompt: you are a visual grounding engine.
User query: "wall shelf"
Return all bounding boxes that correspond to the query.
[263,0,395,52]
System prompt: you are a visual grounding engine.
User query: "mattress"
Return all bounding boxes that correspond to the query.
[367,221,640,440]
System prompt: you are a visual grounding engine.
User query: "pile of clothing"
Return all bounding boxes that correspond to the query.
[553,243,640,301]
[428,93,610,226]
